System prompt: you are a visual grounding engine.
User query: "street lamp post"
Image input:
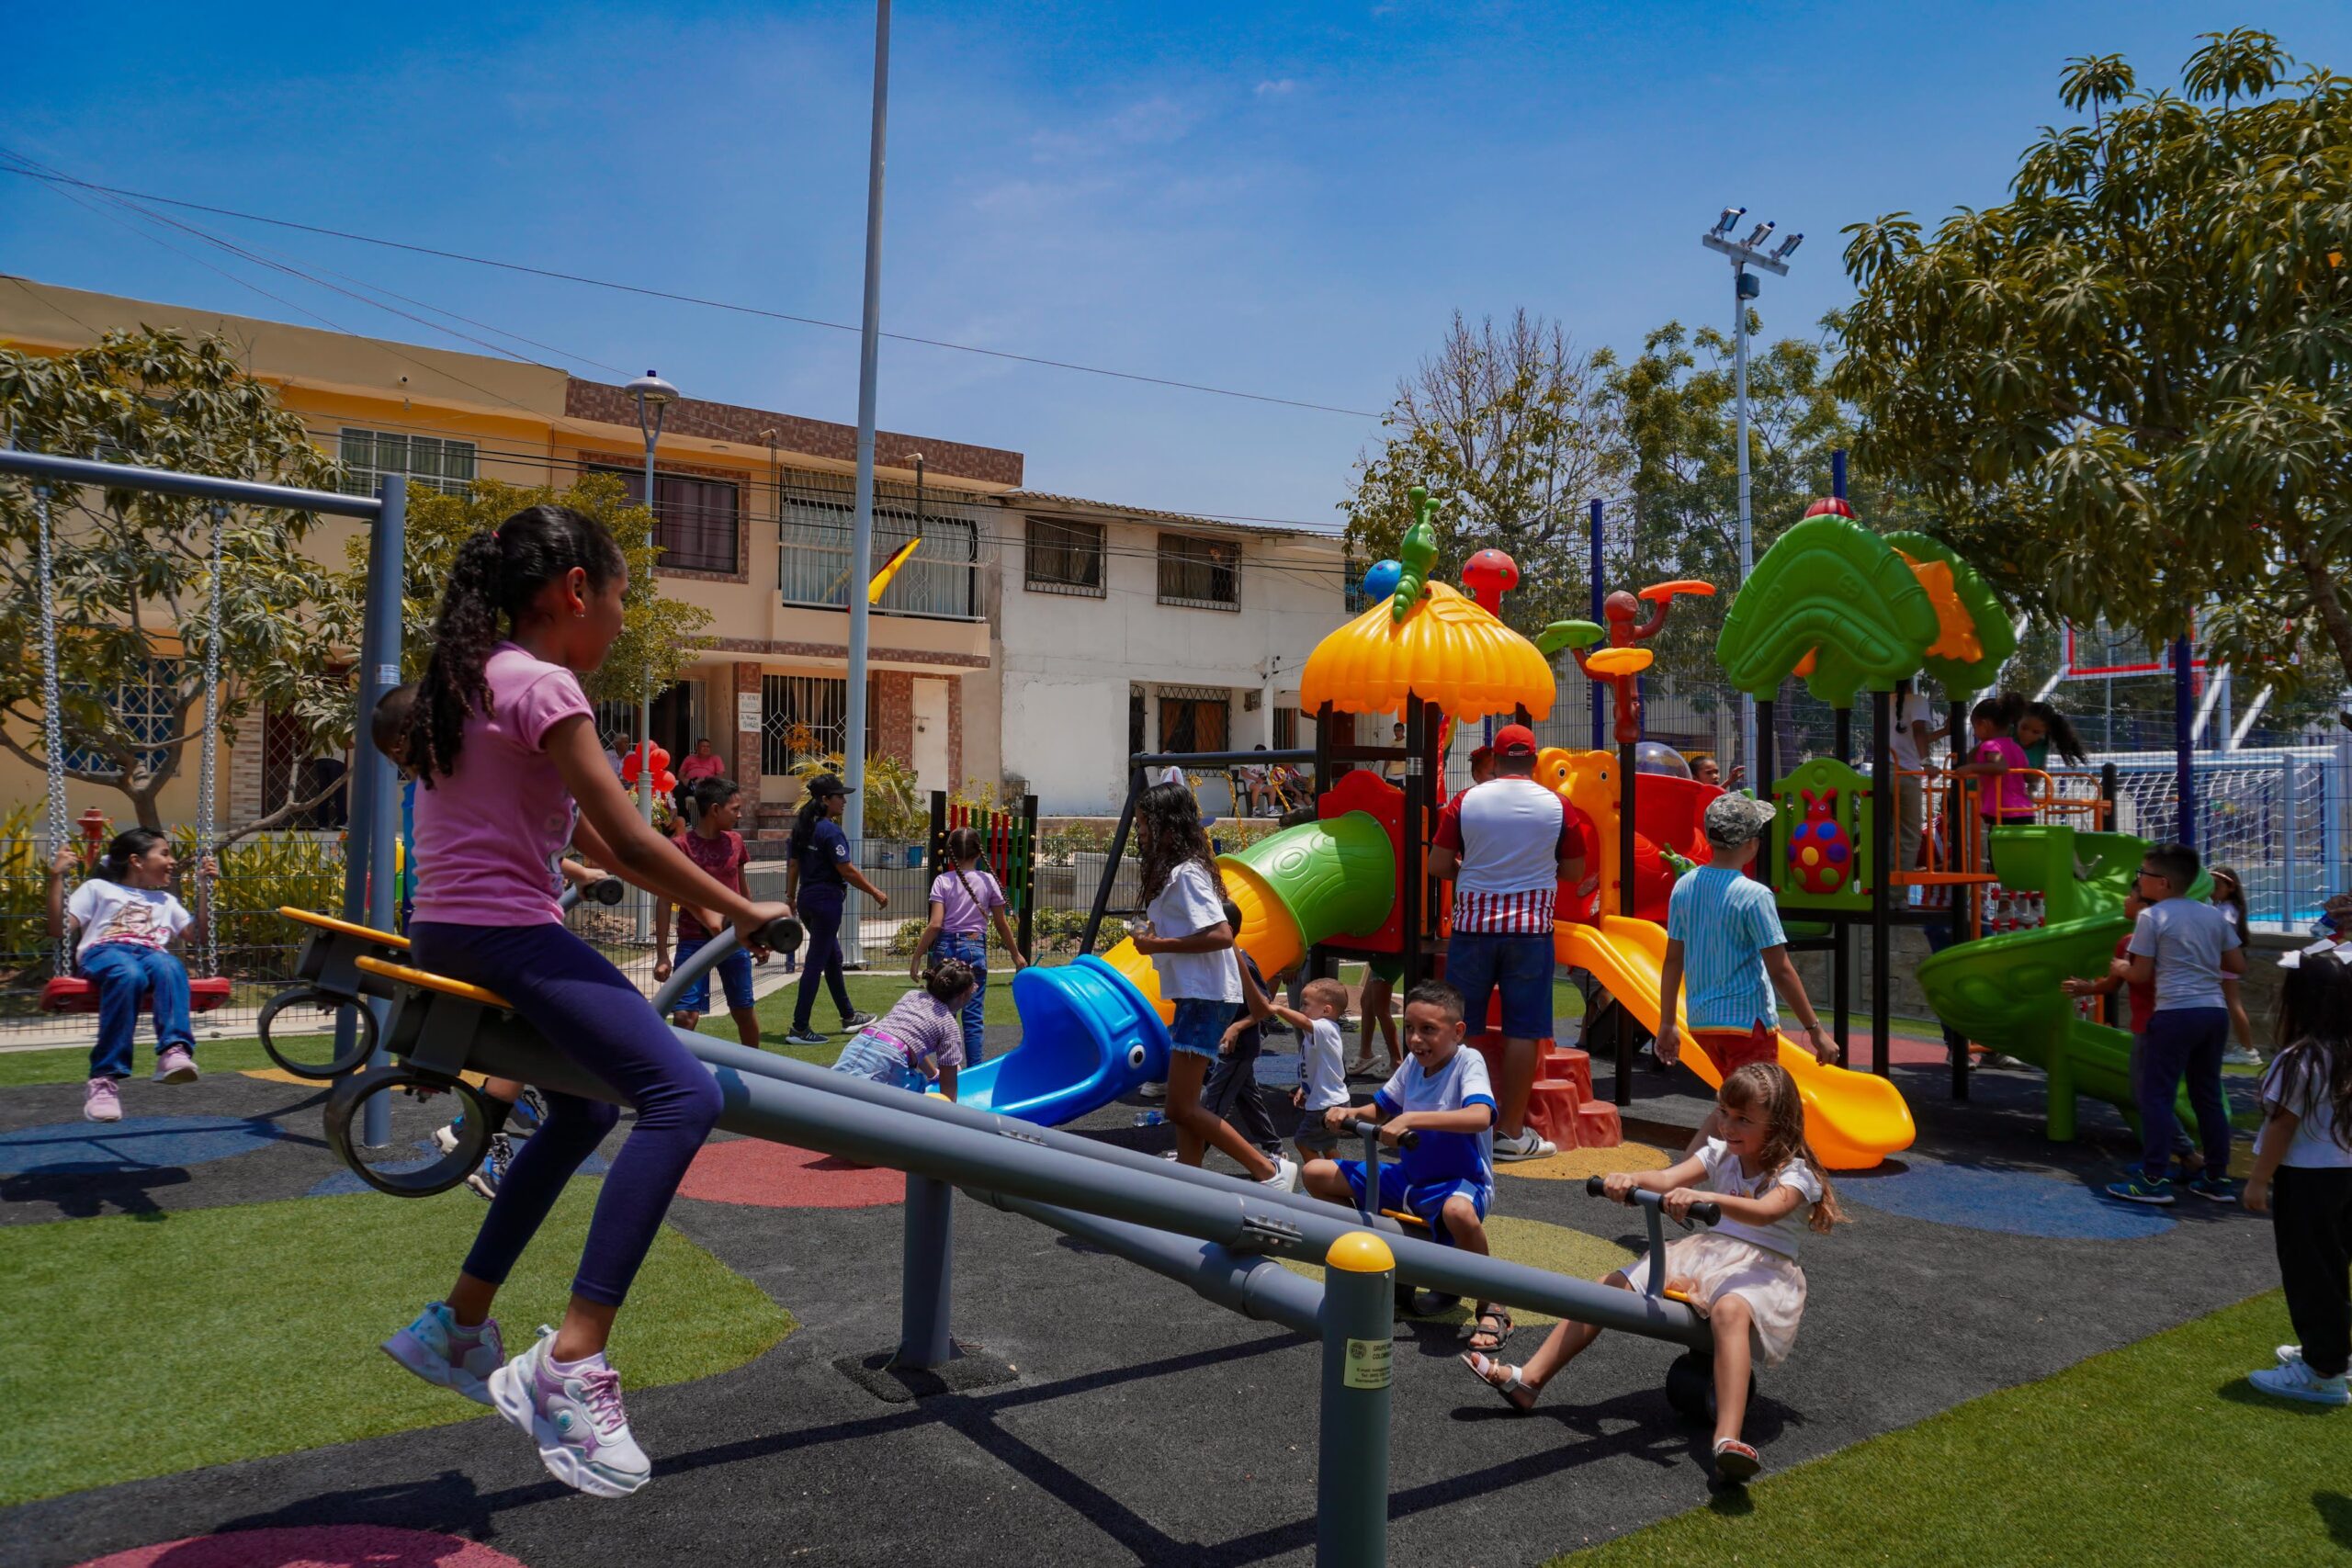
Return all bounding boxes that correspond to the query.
[628,369,679,938]
[1701,209,1802,789]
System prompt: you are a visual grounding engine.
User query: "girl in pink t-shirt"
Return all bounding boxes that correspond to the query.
[379,504,790,1499]
[1948,694,2035,836]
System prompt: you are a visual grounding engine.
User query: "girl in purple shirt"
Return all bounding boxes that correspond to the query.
[379,505,790,1499]
[907,827,1030,1067]
[832,957,980,1100]
[1948,694,2035,855]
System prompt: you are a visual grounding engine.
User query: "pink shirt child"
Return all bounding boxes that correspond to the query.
[411,642,594,927]
[1976,736,2034,819]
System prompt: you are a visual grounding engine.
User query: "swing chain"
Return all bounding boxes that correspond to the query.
[34,485,71,979]
[197,504,226,982]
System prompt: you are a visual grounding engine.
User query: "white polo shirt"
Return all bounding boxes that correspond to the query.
[1434,775,1571,935]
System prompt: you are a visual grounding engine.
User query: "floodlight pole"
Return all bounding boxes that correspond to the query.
[1702,224,1792,788]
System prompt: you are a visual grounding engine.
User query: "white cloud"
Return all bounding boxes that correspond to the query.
[1254,78,1295,97]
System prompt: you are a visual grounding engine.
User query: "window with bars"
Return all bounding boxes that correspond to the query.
[589,466,741,575]
[1157,688,1230,753]
[1273,705,1298,750]
[777,470,979,619]
[63,658,179,777]
[1157,533,1239,610]
[339,428,477,497]
[1024,517,1105,596]
[761,674,860,776]
[1342,552,1370,613]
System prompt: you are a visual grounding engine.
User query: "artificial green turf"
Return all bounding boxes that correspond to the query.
[0,1036,280,1088]
[1558,1290,2344,1567]
[0,1180,794,1506]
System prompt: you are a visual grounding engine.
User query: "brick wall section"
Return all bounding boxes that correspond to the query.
[731,662,763,811]
[947,679,963,791]
[870,671,914,763]
[564,379,1023,488]
[228,714,264,828]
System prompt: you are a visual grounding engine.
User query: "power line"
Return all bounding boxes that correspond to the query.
[3,161,1389,421]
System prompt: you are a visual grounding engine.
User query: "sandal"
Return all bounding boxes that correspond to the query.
[1462,1305,1514,1353]
[1460,1350,1536,1414]
[1712,1438,1761,1482]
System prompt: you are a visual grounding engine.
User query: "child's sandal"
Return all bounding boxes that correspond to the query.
[1462,1306,1514,1352]
[1460,1350,1536,1414]
[1712,1438,1761,1482]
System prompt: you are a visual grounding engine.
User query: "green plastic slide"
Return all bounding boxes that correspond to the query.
[1914,823,2188,1142]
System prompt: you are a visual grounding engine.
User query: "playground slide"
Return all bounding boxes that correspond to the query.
[1913,823,2181,1143]
[956,809,1398,1125]
[1555,914,1917,1170]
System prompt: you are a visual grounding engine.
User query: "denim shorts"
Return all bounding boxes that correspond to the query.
[673,936,756,1014]
[831,1031,930,1094]
[1168,998,1240,1062]
[1445,931,1554,1039]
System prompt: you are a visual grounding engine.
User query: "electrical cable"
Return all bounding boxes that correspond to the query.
[2,158,1386,420]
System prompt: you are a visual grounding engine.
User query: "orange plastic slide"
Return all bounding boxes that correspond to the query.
[1555,914,1915,1169]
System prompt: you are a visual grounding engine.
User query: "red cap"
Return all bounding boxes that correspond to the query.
[1492,723,1538,757]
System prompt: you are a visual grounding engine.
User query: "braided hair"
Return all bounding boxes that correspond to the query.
[402,506,624,787]
[943,826,990,920]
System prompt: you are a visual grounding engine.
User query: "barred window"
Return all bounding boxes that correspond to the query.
[777,469,979,619]
[762,674,848,776]
[590,466,740,575]
[1157,532,1238,610]
[1024,517,1105,596]
[63,658,177,777]
[339,428,476,497]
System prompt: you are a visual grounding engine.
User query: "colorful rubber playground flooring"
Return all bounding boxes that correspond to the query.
[0,1030,2291,1566]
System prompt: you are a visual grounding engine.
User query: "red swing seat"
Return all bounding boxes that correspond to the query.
[41,974,234,1015]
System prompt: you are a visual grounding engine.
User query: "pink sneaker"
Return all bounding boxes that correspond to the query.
[84,1076,122,1122]
[153,1045,198,1084]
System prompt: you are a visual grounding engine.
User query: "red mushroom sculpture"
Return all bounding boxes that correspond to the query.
[1462,548,1520,615]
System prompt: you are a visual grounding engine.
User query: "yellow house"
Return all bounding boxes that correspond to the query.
[1,277,1015,847]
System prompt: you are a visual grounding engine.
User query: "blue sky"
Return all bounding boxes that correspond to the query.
[7,2,2351,528]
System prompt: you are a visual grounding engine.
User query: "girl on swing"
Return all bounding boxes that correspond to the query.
[47,829,216,1122]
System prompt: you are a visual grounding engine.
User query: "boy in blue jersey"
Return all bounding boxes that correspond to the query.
[1305,979,1513,1352]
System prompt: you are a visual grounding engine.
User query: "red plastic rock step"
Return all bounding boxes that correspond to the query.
[1466,1032,1623,1151]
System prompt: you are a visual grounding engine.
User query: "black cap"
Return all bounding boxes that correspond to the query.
[806,773,854,799]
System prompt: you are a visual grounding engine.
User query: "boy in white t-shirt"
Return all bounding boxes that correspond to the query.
[1227,975,1351,1165]
[1303,980,1512,1353]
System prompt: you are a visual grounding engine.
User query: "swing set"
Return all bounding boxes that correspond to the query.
[28,479,232,1016]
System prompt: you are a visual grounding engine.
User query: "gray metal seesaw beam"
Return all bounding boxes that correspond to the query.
[444,1021,1709,1349]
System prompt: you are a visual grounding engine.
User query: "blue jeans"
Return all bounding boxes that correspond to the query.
[672,936,755,1014]
[412,920,722,1308]
[792,884,855,1032]
[1446,931,1554,1038]
[81,942,194,1080]
[831,1031,930,1093]
[935,931,989,1066]
[2137,1007,2232,1182]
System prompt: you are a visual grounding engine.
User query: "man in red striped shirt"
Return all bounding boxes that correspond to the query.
[1427,724,1589,1160]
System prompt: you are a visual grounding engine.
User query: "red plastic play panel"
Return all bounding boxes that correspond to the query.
[74,1526,528,1568]
[41,975,232,1014]
[679,1136,907,1208]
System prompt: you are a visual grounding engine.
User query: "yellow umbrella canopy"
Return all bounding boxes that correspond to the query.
[1299,580,1556,721]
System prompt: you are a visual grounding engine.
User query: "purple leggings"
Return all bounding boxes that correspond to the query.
[411,920,721,1307]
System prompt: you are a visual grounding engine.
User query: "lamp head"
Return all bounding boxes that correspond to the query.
[1772,231,1805,260]
[1713,205,1746,236]
[1743,220,1775,248]
[625,370,680,409]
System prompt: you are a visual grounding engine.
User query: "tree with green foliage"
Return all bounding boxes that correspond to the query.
[1604,319,1860,688]
[0,329,345,833]
[1340,310,1625,635]
[1836,29,2352,710]
[316,471,714,713]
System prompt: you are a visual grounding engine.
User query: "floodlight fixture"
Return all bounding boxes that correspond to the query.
[1772,231,1805,260]
[1713,205,1745,235]
[1743,220,1774,247]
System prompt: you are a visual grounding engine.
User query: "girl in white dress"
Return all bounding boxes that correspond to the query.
[1462,1062,1845,1482]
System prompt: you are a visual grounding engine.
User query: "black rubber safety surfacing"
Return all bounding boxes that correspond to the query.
[258,987,379,1080]
[323,1064,492,1197]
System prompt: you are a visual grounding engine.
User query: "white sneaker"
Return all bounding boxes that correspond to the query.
[1138,1080,1167,1100]
[2222,1046,2264,1067]
[2248,1359,2349,1407]
[2278,1344,2304,1366]
[432,1123,462,1156]
[1492,1129,1556,1162]
[489,1326,653,1496]
[381,1300,505,1405]
[1260,1156,1299,1191]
